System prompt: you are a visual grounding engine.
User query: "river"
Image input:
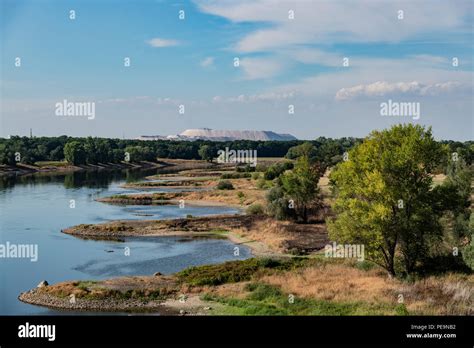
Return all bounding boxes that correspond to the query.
[0,168,251,315]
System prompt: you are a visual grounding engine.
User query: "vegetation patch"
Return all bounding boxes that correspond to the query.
[221,172,251,179]
[176,257,311,286]
[203,283,399,315]
[217,180,234,190]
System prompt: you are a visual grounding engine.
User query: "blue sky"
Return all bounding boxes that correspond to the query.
[1,0,473,140]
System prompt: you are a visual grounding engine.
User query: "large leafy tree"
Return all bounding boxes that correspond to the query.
[328,124,445,276]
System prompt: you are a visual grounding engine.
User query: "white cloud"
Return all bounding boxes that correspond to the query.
[196,0,471,52]
[146,38,180,47]
[265,55,473,101]
[335,81,465,100]
[200,57,215,67]
[212,91,295,103]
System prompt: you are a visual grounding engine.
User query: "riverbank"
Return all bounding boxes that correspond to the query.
[0,161,162,176]
[19,256,473,315]
[61,214,328,256]
[0,158,222,177]
[100,177,267,207]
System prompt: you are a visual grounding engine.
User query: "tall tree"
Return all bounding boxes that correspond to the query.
[280,155,322,223]
[328,124,444,276]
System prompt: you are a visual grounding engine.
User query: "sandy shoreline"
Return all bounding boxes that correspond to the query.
[61,214,271,256]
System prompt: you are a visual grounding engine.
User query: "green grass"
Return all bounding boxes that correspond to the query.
[35,161,69,167]
[73,281,172,301]
[76,281,99,291]
[203,283,404,316]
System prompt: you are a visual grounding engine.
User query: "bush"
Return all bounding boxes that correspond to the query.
[263,161,294,180]
[266,186,294,220]
[256,178,273,189]
[221,172,251,179]
[251,172,261,180]
[246,204,265,215]
[217,180,234,190]
[462,234,474,270]
[236,164,256,172]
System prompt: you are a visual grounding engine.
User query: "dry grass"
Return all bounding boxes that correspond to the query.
[259,263,474,315]
[165,177,266,206]
[236,218,328,254]
[261,263,396,304]
[235,220,293,252]
[397,274,473,315]
[207,282,250,299]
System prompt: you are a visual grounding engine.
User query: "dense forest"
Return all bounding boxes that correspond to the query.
[0,135,472,170]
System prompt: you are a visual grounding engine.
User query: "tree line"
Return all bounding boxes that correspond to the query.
[0,135,363,166]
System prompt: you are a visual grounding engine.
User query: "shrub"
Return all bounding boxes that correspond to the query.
[217,180,234,190]
[266,186,294,220]
[246,204,265,215]
[256,178,273,190]
[221,172,251,179]
[263,161,294,180]
[236,164,256,172]
[176,258,309,286]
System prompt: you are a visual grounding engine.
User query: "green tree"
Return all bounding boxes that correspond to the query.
[198,144,214,162]
[279,155,322,223]
[266,186,294,220]
[64,141,86,165]
[328,124,445,276]
[285,142,317,160]
[125,145,155,162]
[263,161,293,180]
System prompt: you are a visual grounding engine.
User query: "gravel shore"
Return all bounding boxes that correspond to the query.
[18,289,178,314]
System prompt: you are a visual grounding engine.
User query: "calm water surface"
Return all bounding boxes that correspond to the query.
[0,168,250,315]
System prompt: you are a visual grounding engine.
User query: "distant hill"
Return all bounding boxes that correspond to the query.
[138,128,297,141]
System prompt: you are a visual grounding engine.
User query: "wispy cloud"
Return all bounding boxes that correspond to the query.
[200,56,215,67]
[196,0,472,53]
[335,81,466,100]
[212,91,295,103]
[146,38,180,47]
